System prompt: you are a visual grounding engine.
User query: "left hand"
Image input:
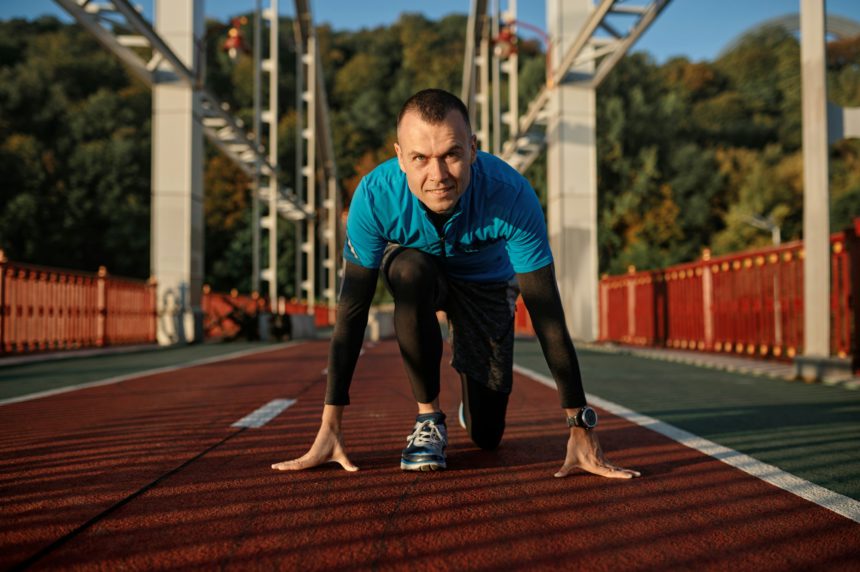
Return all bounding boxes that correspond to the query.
[555,427,641,479]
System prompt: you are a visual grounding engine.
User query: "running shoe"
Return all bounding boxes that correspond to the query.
[400,413,447,471]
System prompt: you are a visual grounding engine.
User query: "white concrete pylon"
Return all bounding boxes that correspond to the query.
[800,0,831,360]
[151,0,204,345]
[547,0,598,341]
[265,0,280,307]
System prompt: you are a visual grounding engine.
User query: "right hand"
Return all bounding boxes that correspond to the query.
[271,405,358,472]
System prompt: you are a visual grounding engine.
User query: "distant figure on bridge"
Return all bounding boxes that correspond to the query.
[272,88,639,479]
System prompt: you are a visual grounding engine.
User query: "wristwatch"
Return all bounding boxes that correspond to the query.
[567,406,598,429]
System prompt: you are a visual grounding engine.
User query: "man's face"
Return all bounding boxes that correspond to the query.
[394,109,477,215]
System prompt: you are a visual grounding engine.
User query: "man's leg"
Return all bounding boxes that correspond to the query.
[460,373,509,450]
[447,278,519,451]
[384,247,445,407]
[383,247,449,471]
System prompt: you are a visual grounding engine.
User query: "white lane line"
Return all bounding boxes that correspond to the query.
[232,399,297,428]
[0,342,306,407]
[513,364,860,524]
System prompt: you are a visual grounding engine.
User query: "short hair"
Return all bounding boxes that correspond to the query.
[397,88,472,134]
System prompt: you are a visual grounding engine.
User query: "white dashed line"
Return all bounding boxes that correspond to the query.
[232,399,297,428]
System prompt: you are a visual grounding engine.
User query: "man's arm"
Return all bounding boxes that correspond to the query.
[272,261,378,472]
[517,263,585,408]
[325,261,380,405]
[518,263,640,479]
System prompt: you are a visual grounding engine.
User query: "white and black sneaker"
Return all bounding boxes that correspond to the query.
[400,413,448,471]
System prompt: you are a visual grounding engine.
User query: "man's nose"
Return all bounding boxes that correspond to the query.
[429,157,448,181]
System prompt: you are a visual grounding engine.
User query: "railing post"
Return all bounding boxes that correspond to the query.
[847,219,860,373]
[626,265,636,343]
[0,249,6,355]
[653,270,667,347]
[702,249,714,350]
[97,266,107,347]
[201,284,212,339]
[148,275,158,343]
[598,274,607,341]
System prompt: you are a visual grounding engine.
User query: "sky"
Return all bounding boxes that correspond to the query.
[2,0,859,63]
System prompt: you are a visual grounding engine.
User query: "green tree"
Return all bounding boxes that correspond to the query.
[3,13,859,290]
[0,19,150,276]
[712,145,802,253]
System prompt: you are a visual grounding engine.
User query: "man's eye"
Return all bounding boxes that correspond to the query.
[414,155,426,162]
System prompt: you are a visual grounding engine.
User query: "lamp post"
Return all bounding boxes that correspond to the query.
[744,214,782,247]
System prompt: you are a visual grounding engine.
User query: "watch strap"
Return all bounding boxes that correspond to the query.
[566,406,597,429]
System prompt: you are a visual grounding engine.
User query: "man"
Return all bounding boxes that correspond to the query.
[272,89,639,479]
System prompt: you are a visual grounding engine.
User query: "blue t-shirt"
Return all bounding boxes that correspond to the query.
[343,151,553,282]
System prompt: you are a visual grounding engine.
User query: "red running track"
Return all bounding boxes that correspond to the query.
[0,340,857,571]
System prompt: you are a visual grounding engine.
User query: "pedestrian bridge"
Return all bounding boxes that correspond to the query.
[1,336,858,569]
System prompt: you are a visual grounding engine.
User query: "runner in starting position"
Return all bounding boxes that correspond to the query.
[272,88,640,479]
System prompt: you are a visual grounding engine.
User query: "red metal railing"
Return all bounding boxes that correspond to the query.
[276,298,334,328]
[0,248,335,354]
[593,268,666,346]
[201,291,335,340]
[0,253,156,354]
[3,221,851,361]
[314,305,333,328]
[105,274,158,345]
[594,223,857,362]
[514,296,535,336]
[201,287,269,339]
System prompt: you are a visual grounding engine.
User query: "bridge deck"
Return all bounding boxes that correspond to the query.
[1,338,858,570]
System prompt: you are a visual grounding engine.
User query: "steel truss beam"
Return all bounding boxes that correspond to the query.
[54,0,310,222]
[461,0,491,151]
[499,1,519,155]
[499,0,671,174]
[463,0,520,155]
[259,0,281,304]
[294,0,341,317]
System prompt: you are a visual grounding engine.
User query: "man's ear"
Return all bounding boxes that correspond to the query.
[394,142,406,172]
[470,134,477,163]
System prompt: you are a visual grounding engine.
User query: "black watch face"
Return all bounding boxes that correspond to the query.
[581,407,598,428]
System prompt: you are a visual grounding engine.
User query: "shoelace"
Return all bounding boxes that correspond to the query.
[408,420,445,447]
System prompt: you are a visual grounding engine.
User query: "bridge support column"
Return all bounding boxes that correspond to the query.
[547,0,598,341]
[151,0,204,345]
[799,0,831,372]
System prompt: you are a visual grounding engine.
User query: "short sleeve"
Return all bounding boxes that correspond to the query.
[504,184,553,273]
[343,178,387,269]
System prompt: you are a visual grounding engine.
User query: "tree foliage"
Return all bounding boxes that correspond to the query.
[0,14,858,292]
[596,26,860,272]
[0,18,150,277]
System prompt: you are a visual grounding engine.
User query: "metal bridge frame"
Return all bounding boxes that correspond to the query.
[464,0,670,341]
[294,0,340,321]
[55,0,340,343]
[54,0,308,217]
[462,0,520,156]
[466,0,835,359]
[497,0,671,174]
[52,0,841,360]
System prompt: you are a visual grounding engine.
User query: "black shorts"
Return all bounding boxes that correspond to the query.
[381,244,520,393]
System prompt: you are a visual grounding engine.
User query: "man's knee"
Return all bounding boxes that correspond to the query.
[462,376,509,450]
[387,250,438,291]
[469,424,504,450]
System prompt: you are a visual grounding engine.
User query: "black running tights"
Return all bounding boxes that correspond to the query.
[385,248,508,450]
